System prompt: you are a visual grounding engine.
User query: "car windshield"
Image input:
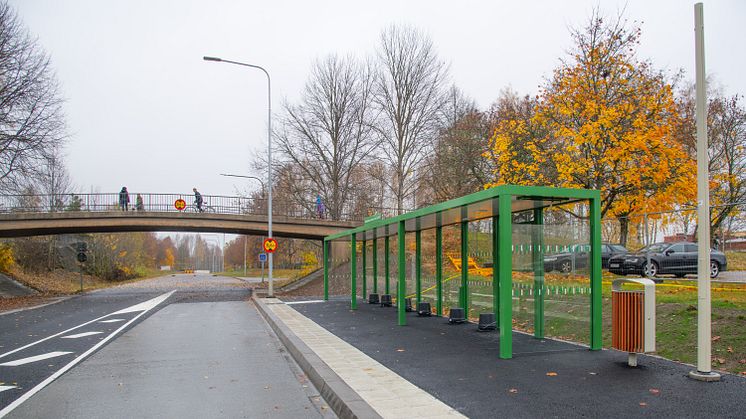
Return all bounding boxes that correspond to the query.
[638,243,668,253]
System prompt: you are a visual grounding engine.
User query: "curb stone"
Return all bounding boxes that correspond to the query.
[253,297,382,419]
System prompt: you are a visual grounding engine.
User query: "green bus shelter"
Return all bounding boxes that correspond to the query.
[323,184,602,359]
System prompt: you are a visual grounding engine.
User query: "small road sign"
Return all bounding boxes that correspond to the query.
[259,253,267,262]
[263,238,278,253]
[77,252,87,263]
[174,199,187,211]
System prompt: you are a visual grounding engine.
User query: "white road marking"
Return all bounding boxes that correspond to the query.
[0,290,175,418]
[112,292,173,314]
[0,386,17,393]
[61,332,103,339]
[0,351,73,367]
[285,300,325,305]
[99,319,125,323]
[0,290,176,361]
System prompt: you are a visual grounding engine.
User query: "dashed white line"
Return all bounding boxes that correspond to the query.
[0,291,176,360]
[0,290,175,418]
[0,351,73,367]
[99,319,126,323]
[61,332,103,339]
[0,386,17,393]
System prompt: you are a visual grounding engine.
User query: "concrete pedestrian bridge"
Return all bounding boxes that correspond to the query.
[0,193,360,239]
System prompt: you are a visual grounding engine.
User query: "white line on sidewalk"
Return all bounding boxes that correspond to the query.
[0,290,175,418]
[285,300,325,305]
[61,332,103,339]
[0,291,176,360]
[0,352,73,367]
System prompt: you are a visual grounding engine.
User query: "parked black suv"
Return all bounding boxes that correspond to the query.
[544,243,629,273]
[608,242,727,278]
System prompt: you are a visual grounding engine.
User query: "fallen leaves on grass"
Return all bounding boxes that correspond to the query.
[712,335,721,342]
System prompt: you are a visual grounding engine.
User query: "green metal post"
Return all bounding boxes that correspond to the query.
[323,240,329,301]
[436,225,443,316]
[398,221,406,326]
[362,239,367,299]
[492,215,499,326]
[460,220,469,311]
[385,236,390,295]
[416,229,422,304]
[372,238,378,294]
[590,196,602,350]
[533,208,545,339]
[498,194,513,359]
[351,233,357,310]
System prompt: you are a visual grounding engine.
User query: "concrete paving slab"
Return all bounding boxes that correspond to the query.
[258,298,465,419]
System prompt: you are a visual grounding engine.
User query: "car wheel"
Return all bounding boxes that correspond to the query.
[710,261,720,278]
[559,259,572,273]
[643,261,658,278]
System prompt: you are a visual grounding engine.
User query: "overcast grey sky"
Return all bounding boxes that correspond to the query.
[9,0,746,198]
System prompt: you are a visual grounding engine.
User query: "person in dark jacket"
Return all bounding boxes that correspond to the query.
[193,188,203,212]
[119,187,130,211]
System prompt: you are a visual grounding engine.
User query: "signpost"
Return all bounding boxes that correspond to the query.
[259,253,267,284]
[174,199,187,211]
[76,242,87,292]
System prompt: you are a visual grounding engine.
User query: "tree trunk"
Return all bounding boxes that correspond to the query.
[618,217,629,247]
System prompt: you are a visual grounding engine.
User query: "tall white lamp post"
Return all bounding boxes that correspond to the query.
[204,56,274,297]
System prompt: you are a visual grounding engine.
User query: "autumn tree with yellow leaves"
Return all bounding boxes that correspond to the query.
[487,12,695,245]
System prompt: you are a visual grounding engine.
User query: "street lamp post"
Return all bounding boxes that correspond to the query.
[205,56,274,297]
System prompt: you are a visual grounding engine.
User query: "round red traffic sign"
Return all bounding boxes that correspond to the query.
[263,238,278,253]
[174,199,187,211]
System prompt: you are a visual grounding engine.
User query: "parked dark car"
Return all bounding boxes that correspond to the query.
[607,242,727,278]
[544,243,629,273]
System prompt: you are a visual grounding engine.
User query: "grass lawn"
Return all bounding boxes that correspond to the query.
[725,251,746,270]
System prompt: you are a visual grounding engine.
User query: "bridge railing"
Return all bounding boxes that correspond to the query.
[0,193,395,222]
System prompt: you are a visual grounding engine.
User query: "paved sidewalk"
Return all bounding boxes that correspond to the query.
[260,298,464,418]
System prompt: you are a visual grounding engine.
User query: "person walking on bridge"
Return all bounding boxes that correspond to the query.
[119,187,130,211]
[135,194,144,211]
[193,188,203,212]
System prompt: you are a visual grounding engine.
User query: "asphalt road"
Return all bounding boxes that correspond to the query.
[0,274,333,418]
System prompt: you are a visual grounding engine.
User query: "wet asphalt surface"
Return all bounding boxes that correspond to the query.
[293,298,746,419]
[0,274,334,418]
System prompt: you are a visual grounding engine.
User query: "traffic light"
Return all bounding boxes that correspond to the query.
[76,242,88,263]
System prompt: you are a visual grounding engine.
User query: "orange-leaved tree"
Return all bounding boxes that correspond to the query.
[486,12,695,245]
